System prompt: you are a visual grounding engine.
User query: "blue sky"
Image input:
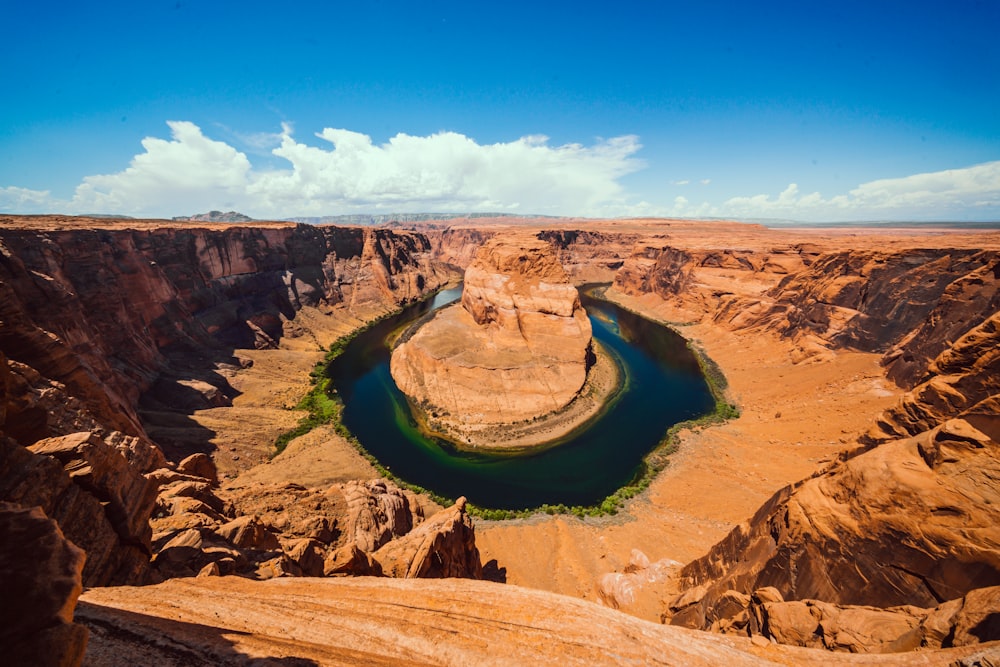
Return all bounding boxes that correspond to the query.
[2,0,998,221]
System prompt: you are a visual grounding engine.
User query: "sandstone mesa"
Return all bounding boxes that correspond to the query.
[390,234,618,449]
[0,214,998,664]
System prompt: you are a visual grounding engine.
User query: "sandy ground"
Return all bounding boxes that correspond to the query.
[182,304,387,485]
[473,290,901,615]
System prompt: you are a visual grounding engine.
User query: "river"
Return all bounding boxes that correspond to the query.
[327,285,714,510]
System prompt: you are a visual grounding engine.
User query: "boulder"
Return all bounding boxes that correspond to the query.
[176,452,219,486]
[214,515,281,551]
[323,543,381,576]
[373,497,482,579]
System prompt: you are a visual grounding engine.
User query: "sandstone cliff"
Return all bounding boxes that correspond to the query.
[0,217,453,590]
[390,235,598,446]
[608,238,1000,652]
[0,219,450,447]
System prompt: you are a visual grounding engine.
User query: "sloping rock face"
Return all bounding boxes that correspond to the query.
[711,249,1000,378]
[671,419,1000,625]
[657,282,1000,650]
[0,217,451,587]
[391,236,593,439]
[0,502,89,667]
[77,576,1000,666]
[0,220,449,446]
[867,310,1000,444]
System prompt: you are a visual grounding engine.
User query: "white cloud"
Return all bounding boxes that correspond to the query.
[10,121,643,218]
[71,121,253,216]
[0,186,56,212]
[717,161,1000,220]
[3,121,997,222]
[247,126,643,217]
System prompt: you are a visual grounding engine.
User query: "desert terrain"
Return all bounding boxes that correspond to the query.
[1,214,998,664]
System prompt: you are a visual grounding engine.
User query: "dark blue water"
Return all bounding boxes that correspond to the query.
[328,286,714,509]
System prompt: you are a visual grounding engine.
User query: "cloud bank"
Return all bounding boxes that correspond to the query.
[2,121,998,222]
[705,161,1000,221]
[11,121,643,218]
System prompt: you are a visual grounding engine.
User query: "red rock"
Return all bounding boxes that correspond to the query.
[0,435,153,586]
[176,452,219,486]
[0,502,88,667]
[373,497,482,579]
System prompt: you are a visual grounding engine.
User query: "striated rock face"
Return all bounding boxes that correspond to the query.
[78,575,1000,665]
[666,417,1000,635]
[0,219,451,447]
[711,249,1000,376]
[867,310,1000,444]
[391,236,594,443]
[0,502,89,667]
[0,433,156,586]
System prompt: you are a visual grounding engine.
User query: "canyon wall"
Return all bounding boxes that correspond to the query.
[428,226,640,283]
[0,220,450,446]
[0,219,455,590]
[609,237,1000,650]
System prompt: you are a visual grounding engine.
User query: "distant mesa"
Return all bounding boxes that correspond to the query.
[173,210,254,222]
[390,235,620,450]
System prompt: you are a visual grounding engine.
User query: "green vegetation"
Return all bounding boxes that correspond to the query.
[274,289,740,521]
[272,304,410,456]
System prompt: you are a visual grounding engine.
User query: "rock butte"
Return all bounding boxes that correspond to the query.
[390,235,617,449]
[1,214,999,664]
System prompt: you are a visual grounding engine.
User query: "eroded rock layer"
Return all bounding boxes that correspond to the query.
[0,217,454,588]
[391,236,595,445]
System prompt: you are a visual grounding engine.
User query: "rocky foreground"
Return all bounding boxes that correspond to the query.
[2,215,999,664]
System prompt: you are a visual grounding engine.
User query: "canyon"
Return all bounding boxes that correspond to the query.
[1,214,999,665]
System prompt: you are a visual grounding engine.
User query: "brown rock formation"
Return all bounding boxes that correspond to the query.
[391,235,598,447]
[0,219,451,451]
[0,502,89,667]
[709,249,999,374]
[667,418,1000,631]
[339,479,421,552]
[374,496,483,578]
[0,433,155,586]
[868,310,1000,444]
[77,576,998,666]
[149,474,481,581]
